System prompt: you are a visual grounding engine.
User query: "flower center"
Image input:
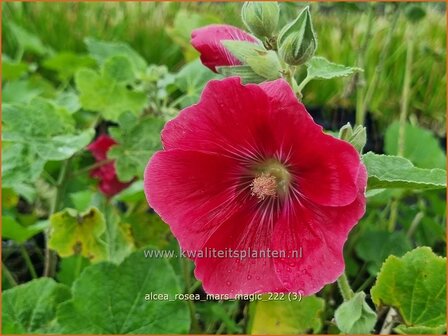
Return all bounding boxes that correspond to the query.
[250,159,291,200]
[251,173,277,200]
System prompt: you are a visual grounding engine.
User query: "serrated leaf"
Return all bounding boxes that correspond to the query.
[363,152,446,190]
[306,56,362,80]
[108,115,164,181]
[49,207,107,262]
[75,67,147,121]
[2,216,49,243]
[2,278,71,334]
[249,295,325,334]
[385,122,445,169]
[334,292,377,334]
[84,37,147,74]
[371,247,446,332]
[217,65,265,84]
[56,250,190,333]
[355,230,412,275]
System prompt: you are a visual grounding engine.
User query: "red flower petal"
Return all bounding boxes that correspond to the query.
[162,77,275,157]
[194,204,288,296]
[87,134,117,161]
[191,24,258,72]
[260,79,360,206]
[144,149,245,252]
[272,164,367,295]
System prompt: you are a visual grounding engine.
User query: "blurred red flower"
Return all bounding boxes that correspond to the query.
[191,24,258,72]
[87,135,130,197]
[144,78,366,296]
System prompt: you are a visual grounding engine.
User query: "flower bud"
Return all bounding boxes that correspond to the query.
[339,123,367,153]
[241,2,279,39]
[278,6,317,66]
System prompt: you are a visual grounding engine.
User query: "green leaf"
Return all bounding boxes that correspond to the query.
[334,292,377,334]
[2,142,46,188]
[216,65,265,84]
[56,250,190,333]
[2,79,42,104]
[75,67,147,121]
[306,56,362,80]
[384,122,445,169]
[101,55,136,83]
[355,230,412,275]
[221,40,265,64]
[103,208,135,263]
[395,324,446,334]
[42,52,95,81]
[56,255,91,287]
[108,114,164,181]
[2,99,94,162]
[2,59,29,81]
[246,51,282,80]
[249,295,325,334]
[2,278,71,334]
[55,91,81,114]
[371,247,446,332]
[363,152,446,190]
[49,207,107,262]
[2,216,49,243]
[125,212,171,249]
[174,59,219,107]
[8,22,49,55]
[69,190,94,212]
[84,37,147,74]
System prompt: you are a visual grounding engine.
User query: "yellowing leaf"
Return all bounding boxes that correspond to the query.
[49,207,107,262]
[249,295,325,334]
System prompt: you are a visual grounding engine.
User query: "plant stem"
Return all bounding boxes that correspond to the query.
[180,255,201,333]
[398,24,415,156]
[44,158,71,277]
[355,4,375,126]
[19,244,38,279]
[336,272,355,301]
[388,199,399,232]
[2,262,18,287]
[296,75,312,98]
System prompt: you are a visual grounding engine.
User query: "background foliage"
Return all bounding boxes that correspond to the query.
[2,2,446,335]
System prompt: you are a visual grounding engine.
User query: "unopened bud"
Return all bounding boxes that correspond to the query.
[241,2,279,39]
[278,6,317,66]
[339,123,367,153]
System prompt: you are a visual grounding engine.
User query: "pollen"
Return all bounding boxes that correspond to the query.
[250,173,277,200]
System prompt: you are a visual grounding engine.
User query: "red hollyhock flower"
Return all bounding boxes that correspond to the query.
[144,78,366,296]
[191,24,258,72]
[87,135,130,198]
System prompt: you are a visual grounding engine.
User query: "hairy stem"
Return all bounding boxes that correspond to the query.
[337,272,355,301]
